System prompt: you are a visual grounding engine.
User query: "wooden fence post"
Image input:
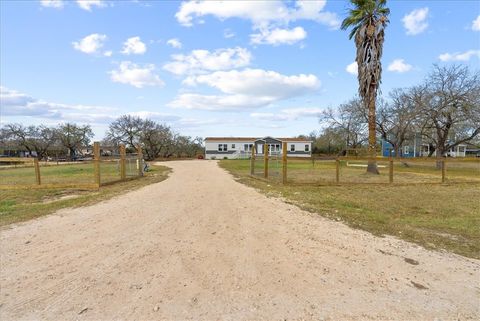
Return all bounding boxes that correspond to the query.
[282,142,287,184]
[264,143,269,179]
[93,142,100,186]
[34,158,41,185]
[137,145,143,176]
[120,144,126,180]
[335,158,340,184]
[250,145,256,176]
[389,157,394,184]
[442,159,446,183]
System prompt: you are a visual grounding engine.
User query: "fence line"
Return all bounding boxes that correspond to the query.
[0,142,145,190]
[249,154,480,186]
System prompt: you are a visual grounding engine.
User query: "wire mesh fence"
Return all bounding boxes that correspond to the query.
[248,153,480,186]
[0,160,37,185]
[0,142,145,190]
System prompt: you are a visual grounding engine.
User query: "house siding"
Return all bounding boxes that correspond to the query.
[204,137,312,159]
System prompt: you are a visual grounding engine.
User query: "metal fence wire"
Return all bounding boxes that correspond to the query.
[249,151,480,186]
[0,143,145,190]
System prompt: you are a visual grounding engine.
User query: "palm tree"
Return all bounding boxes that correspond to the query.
[341,0,390,174]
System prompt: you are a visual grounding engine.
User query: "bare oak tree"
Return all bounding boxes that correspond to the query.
[415,65,480,161]
[320,98,368,155]
[376,89,420,157]
[1,124,57,159]
[105,115,143,148]
[56,123,94,159]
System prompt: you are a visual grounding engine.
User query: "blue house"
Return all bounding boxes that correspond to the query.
[381,133,423,158]
[381,133,471,158]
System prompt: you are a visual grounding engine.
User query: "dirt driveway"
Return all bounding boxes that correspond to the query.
[1,160,479,320]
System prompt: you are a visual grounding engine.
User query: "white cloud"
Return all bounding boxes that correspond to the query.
[121,36,147,55]
[438,50,480,62]
[0,86,116,123]
[76,0,106,11]
[72,33,107,55]
[175,0,340,38]
[168,93,269,111]
[187,69,319,97]
[402,8,429,35]
[282,107,324,118]
[250,26,307,46]
[104,50,113,57]
[0,87,195,126]
[40,0,64,9]
[346,61,358,75]
[251,107,324,121]
[472,15,480,31]
[169,68,320,111]
[167,38,182,49]
[110,61,164,88]
[163,47,252,76]
[387,59,413,73]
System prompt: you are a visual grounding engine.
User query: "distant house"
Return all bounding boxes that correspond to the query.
[465,143,480,157]
[381,133,473,158]
[204,136,312,160]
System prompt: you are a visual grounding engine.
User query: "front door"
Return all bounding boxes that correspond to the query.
[257,144,263,155]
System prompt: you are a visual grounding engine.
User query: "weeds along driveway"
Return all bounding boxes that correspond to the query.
[0,160,479,320]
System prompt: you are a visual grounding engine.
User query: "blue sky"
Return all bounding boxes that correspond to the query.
[1,0,479,140]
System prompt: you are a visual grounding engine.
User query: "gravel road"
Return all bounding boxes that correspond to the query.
[1,160,479,320]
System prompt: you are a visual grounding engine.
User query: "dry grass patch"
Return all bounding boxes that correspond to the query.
[0,164,171,226]
[220,159,480,259]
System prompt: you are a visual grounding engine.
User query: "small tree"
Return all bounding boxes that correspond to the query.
[376,89,420,157]
[313,128,350,155]
[140,120,174,160]
[56,123,94,159]
[320,98,368,154]
[105,115,143,148]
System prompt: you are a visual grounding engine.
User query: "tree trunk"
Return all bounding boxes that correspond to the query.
[69,148,76,161]
[367,90,379,174]
[392,144,400,158]
[436,147,445,170]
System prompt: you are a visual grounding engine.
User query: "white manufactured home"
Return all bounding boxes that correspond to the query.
[204,137,312,160]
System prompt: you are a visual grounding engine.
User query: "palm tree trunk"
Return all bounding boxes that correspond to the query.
[367,89,379,174]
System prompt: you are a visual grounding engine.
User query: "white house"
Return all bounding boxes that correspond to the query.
[204,137,312,160]
[420,144,469,157]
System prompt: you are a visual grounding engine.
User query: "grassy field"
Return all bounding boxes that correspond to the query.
[0,164,171,226]
[0,158,141,186]
[220,159,480,259]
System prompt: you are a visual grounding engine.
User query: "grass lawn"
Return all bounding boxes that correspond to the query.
[220,159,480,259]
[0,164,171,226]
[0,159,141,186]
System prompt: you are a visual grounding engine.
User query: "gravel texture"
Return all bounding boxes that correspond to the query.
[1,160,479,320]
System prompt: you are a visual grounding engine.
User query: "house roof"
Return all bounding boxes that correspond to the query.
[204,137,311,142]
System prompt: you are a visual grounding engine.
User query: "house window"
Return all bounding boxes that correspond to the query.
[232,144,235,149]
[290,144,295,152]
[218,144,228,152]
[305,144,309,152]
